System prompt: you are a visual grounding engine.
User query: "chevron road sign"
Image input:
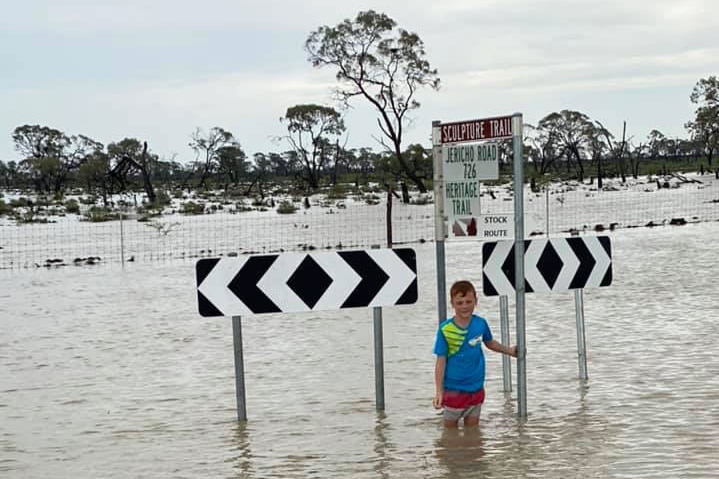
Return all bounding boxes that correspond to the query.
[482,236,612,296]
[196,248,418,317]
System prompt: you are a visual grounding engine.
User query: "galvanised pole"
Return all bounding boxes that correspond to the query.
[512,113,527,418]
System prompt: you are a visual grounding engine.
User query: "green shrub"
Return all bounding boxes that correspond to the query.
[140,203,163,214]
[64,199,80,214]
[235,202,254,212]
[13,211,49,224]
[153,190,172,206]
[137,208,162,221]
[180,201,205,215]
[84,206,121,222]
[364,193,381,205]
[0,200,11,216]
[326,184,351,200]
[142,191,172,212]
[410,194,432,205]
[226,188,247,199]
[276,200,298,214]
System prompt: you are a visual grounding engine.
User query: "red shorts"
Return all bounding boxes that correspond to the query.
[443,388,485,409]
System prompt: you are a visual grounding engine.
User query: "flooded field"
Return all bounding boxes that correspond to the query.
[2,221,719,478]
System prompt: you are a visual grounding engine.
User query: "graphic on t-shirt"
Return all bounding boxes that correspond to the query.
[440,321,467,356]
[468,335,483,347]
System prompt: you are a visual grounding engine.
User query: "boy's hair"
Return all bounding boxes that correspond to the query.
[450,280,477,299]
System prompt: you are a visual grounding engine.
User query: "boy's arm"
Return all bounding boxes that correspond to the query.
[432,356,447,409]
[484,339,518,357]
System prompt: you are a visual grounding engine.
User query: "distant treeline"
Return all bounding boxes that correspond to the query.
[0,113,714,206]
[2,70,717,205]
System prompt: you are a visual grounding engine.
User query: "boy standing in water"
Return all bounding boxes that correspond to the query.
[433,280,518,428]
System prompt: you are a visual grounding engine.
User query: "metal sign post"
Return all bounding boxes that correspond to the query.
[499,295,512,392]
[372,244,386,411]
[432,120,447,323]
[571,231,589,380]
[232,316,247,422]
[512,113,528,418]
[373,307,385,410]
[574,289,588,380]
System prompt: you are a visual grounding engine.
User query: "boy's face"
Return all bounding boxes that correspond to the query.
[451,291,476,320]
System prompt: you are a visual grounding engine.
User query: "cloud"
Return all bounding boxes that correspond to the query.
[446,48,717,93]
[2,69,336,158]
[2,0,402,34]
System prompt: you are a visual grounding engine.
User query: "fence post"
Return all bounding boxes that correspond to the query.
[120,209,125,267]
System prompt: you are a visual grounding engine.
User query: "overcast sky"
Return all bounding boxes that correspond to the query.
[1,0,716,163]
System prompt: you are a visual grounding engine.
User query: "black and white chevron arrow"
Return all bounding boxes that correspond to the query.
[196,248,418,317]
[482,236,612,296]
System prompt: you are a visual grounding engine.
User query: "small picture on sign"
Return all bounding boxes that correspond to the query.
[467,218,477,235]
[451,217,478,237]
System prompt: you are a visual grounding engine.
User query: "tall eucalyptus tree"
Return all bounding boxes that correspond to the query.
[686,76,719,165]
[306,10,440,193]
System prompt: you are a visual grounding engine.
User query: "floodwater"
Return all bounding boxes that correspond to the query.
[2,222,719,478]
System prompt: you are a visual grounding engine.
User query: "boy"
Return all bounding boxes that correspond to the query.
[433,280,518,428]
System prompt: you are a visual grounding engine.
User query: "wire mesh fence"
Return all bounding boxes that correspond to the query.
[483,172,719,235]
[1,172,718,270]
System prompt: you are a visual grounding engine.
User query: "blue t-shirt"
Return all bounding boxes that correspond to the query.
[433,314,493,392]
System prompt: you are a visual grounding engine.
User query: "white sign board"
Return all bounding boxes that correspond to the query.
[482,236,613,296]
[444,180,480,237]
[480,214,513,240]
[196,249,418,316]
[442,141,499,237]
[442,142,499,181]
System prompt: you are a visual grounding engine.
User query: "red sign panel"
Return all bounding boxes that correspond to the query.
[440,115,514,144]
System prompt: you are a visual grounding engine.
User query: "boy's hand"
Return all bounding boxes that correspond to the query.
[432,392,443,409]
[509,345,519,358]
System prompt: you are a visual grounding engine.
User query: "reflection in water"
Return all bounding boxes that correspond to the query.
[500,391,518,425]
[373,412,391,479]
[501,387,617,479]
[435,427,485,479]
[229,423,254,479]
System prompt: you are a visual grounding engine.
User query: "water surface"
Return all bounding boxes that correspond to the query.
[2,222,719,478]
